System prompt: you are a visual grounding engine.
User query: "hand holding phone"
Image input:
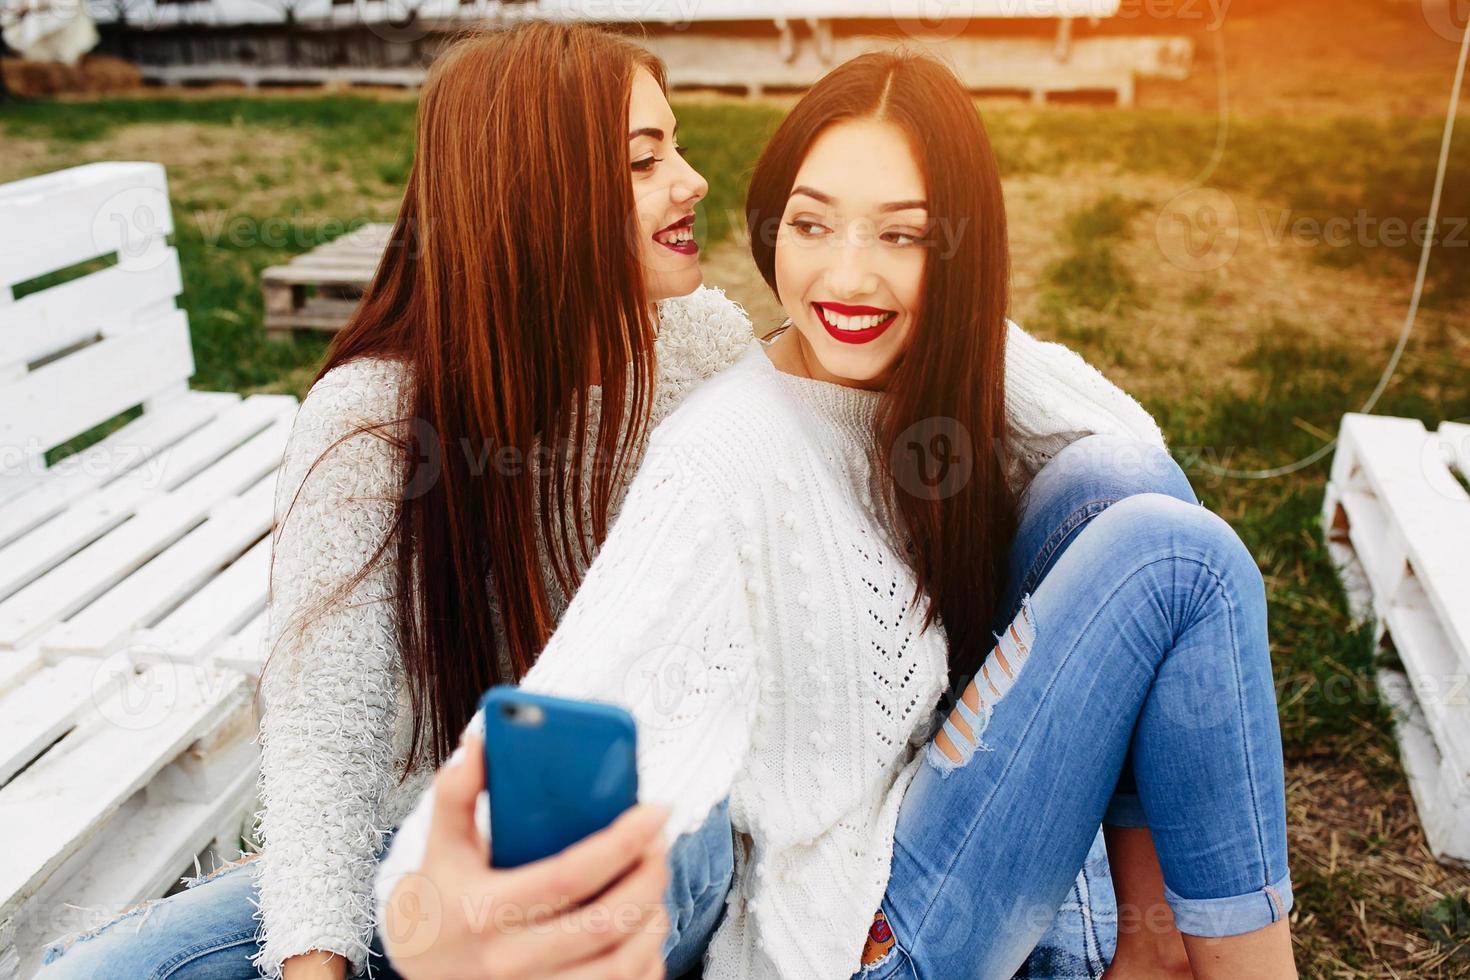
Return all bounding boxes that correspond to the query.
[479,685,640,869]
[380,717,670,980]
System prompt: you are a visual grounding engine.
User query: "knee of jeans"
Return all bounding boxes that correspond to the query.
[39,898,161,970]
[1094,491,1253,571]
[1052,432,1198,508]
[926,593,1037,778]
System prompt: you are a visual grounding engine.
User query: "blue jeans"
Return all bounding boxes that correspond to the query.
[856,433,1293,979]
[36,834,407,980]
[35,805,733,979]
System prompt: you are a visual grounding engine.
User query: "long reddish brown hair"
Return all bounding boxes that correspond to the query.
[268,23,666,777]
[745,51,1019,690]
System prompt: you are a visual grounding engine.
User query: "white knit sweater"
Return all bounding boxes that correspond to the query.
[252,286,757,978]
[373,329,1168,979]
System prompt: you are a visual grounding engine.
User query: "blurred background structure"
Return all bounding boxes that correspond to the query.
[5,0,1196,102]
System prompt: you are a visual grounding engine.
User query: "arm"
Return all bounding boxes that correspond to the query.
[376,436,759,967]
[252,362,409,980]
[1003,318,1168,487]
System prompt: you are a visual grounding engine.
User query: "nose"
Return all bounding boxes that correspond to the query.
[671,154,709,208]
[825,225,879,299]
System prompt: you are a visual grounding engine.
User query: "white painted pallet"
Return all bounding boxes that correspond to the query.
[0,162,297,978]
[1322,412,1470,865]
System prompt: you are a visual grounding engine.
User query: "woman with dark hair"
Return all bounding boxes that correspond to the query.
[378,48,1295,980]
[37,21,748,980]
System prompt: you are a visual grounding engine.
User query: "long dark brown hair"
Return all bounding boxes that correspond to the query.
[745,50,1019,690]
[266,23,666,777]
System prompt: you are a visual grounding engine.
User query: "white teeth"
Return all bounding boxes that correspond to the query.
[656,224,693,245]
[820,307,892,331]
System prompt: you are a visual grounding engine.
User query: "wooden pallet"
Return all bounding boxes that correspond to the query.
[0,162,297,978]
[261,222,393,342]
[1321,412,1470,865]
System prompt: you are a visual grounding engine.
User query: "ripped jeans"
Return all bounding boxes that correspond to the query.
[35,835,408,980]
[856,433,1293,979]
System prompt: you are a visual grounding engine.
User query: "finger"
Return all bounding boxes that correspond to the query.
[552,901,669,980]
[501,840,670,974]
[426,730,486,860]
[502,804,669,909]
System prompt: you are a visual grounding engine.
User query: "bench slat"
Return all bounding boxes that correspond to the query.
[42,478,277,659]
[1342,414,1470,671]
[1442,421,1470,477]
[0,395,292,606]
[0,312,195,458]
[211,610,270,678]
[261,264,378,287]
[0,646,42,697]
[0,257,184,375]
[0,390,238,550]
[0,418,292,651]
[0,163,174,293]
[144,536,273,666]
[0,664,248,923]
[1385,575,1470,786]
[0,656,106,785]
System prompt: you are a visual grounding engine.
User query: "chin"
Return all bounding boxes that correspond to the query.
[815,342,894,384]
[649,267,703,302]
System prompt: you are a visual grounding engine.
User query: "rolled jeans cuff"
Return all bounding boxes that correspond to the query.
[1165,869,1294,938]
[1102,792,1148,828]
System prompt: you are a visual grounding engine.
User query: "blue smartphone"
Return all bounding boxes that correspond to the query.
[479,685,639,869]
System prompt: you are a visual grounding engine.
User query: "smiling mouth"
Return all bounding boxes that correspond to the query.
[812,301,898,344]
[654,214,697,255]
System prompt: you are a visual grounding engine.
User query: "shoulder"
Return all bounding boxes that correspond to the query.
[284,356,411,478]
[298,356,409,430]
[641,341,800,493]
[654,284,755,385]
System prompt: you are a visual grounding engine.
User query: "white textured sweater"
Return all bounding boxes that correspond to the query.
[252,286,757,978]
[373,329,1168,978]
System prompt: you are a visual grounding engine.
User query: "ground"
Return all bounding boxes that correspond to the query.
[2,0,1468,973]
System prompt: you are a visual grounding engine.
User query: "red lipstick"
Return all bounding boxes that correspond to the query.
[812,301,898,345]
[653,214,697,255]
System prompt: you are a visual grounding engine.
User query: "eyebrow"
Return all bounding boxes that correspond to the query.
[628,122,679,141]
[789,185,928,213]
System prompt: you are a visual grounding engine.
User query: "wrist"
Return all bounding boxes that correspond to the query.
[282,950,349,980]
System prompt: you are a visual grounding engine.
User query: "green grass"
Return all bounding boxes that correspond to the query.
[985,108,1470,303]
[6,93,1469,976]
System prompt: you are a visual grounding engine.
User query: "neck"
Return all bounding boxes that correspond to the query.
[769,322,891,392]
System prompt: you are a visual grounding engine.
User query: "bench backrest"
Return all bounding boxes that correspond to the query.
[0,162,195,478]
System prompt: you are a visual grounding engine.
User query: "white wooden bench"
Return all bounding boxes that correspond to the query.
[1322,412,1470,865]
[0,162,297,978]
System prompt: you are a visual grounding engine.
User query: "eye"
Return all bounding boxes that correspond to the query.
[883,230,922,246]
[632,155,662,173]
[674,143,689,158]
[786,219,827,237]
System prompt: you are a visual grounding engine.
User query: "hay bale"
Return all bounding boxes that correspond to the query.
[1,53,142,97]
[79,53,142,92]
